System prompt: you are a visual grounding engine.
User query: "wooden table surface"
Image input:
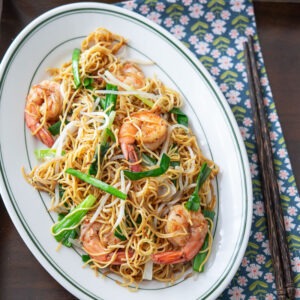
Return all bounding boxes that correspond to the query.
[0,1,299,299]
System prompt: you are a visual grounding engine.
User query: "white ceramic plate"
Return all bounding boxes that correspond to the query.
[0,3,252,300]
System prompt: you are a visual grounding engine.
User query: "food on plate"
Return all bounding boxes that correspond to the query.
[23,28,218,288]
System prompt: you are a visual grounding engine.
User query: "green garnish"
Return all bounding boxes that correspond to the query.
[184,163,212,211]
[66,168,127,200]
[48,120,62,136]
[114,225,127,241]
[51,194,96,247]
[170,107,188,127]
[34,149,65,160]
[72,48,81,88]
[83,77,93,89]
[170,161,180,168]
[141,153,157,166]
[193,210,215,272]
[104,84,118,115]
[88,86,117,175]
[82,254,91,263]
[124,153,170,181]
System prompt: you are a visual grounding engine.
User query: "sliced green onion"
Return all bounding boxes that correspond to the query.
[88,147,99,176]
[51,194,96,247]
[141,153,157,166]
[48,120,62,136]
[59,184,65,199]
[88,111,116,175]
[66,168,127,200]
[193,210,215,272]
[72,48,81,88]
[114,225,127,241]
[103,128,116,142]
[184,163,212,211]
[104,84,118,115]
[124,153,170,181]
[83,77,93,88]
[170,161,180,168]
[34,149,65,160]
[170,107,188,127]
[82,254,91,263]
[48,119,70,136]
[57,213,66,221]
[99,98,106,110]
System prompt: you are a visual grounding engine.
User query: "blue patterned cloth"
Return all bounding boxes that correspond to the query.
[118,0,300,299]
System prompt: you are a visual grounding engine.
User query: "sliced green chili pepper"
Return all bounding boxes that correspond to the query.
[66,168,127,200]
[124,153,170,181]
[193,210,215,272]
[184,163,212,211]
[72,48,81,88]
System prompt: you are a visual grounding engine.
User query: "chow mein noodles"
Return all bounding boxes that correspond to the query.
[23,28,218,288]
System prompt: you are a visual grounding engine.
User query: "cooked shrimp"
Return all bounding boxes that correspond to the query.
[118,62,145,89]
[24,80,62,147]
[152,204,208,264]
[118,111,168,172]
[81,221,132,265]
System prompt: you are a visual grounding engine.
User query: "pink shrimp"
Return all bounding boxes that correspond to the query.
[152,204,208,264]
[24,80,62,147]
[118,111,168,172]
[80,221,132,265]
[118,62,145,89]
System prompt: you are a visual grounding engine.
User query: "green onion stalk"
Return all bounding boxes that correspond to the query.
[51,194,96,247]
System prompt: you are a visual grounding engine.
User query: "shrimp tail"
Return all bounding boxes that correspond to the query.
[36,126,55,148]
[152,251,187,265]
[92,249,134,265]
[121,143,142,172]
[152,240,203,265]
[109,249,134,265]
[25,113,55,147]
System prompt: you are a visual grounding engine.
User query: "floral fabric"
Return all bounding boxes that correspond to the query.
[118,0,300,299]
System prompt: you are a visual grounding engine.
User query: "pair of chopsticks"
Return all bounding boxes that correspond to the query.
[244,36,295,300]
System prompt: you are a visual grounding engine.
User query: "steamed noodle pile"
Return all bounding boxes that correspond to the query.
[23,28,218,288]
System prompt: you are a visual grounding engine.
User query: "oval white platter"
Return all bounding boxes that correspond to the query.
[0,3,252,300]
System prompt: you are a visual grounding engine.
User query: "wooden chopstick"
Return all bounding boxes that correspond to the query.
[244,36,295,300]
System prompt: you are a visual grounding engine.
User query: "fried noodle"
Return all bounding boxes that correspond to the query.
[23,28,219,289]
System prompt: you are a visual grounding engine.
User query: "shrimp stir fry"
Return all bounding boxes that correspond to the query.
[118,111,168,171]
[81,221,133,265]
[152,204,208,264]
[24,80,62,147]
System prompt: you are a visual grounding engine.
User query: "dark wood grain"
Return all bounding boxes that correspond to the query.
[244,36,294,300]
[0,1,299,299]
[253,2,300,186]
